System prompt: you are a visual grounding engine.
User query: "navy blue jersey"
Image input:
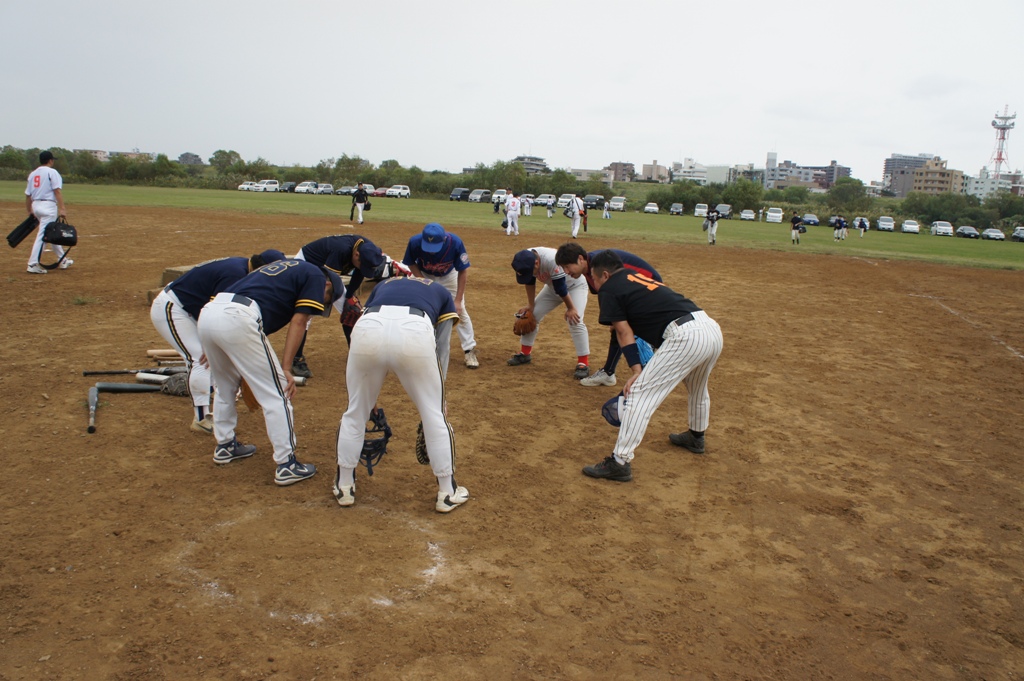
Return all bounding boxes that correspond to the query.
[583,249,661,294]
[167,257,250,319]
[364,277,460,328]
[300,235,381,298]
[402,233,470,276]
[226,260,327,334]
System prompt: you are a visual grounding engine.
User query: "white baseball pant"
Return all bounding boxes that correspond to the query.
[336,305,456,478]
[506,211,520,236]
[707,221,718,244]
[571,214,582,238]
[424,269,476,356]
[355,202,365,223]
[520,277,590,356]
[614,311,723,464]
[28,200,65,267]
[198,293,297,464]
[149,289,212,410]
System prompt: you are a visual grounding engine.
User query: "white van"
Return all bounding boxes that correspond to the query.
[253,179,280,192]
[557,193,575,208]
[694,203,708,217]
[295,181,318,194]
[766,207,784,223]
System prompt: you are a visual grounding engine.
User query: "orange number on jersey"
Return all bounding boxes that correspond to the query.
[33,175,41,188]
[627,273,663,291]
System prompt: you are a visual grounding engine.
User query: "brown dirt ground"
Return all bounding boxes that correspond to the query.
[1,204,1023,681]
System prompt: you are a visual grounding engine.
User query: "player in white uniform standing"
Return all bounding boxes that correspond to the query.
[522,194,532,216]
[570,193,586,238]
[505,191,521,236]
[581,251,723,482]
[333,276,469,513]
[402,223,479,368]
[24,151,70,274]
[508,247,591,379]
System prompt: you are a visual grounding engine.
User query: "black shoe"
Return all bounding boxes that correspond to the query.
[669,431,705,454]
[291,357,312,379]
[582,456,632,482]
[507,352,532,366]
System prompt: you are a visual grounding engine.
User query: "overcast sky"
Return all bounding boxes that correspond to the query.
[3,0,1022,183]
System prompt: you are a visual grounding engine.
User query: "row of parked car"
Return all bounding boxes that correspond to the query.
[238,180,412,197]
[449,189,631,212]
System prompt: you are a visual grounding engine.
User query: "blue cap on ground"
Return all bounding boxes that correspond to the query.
[420,223,447,253]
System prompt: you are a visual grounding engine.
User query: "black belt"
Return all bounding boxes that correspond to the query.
[231,294,256,307]
[364,305,425,317]
[674,312,696,326]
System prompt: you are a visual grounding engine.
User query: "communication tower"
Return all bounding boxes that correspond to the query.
[990,105,1016,180]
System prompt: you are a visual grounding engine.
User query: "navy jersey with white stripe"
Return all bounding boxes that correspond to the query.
[225,260,327,334]
[167,257,250,319]
[300,235,378,298]
[365,277,460,328]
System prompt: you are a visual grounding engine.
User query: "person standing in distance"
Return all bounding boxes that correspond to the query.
[198,259,344,487]
[402,223,480,369]
[546,196,555,219]
[352,182,369,224]
[603,199,611,220]
[790,211,803,245]
[333,275,468,513]
[522,194,532,217]
[508,247,591,379]
[150,249,285,434]
[505,191,521,236]
[569,192,587,238]
[857,217,868,238]
[705,205,721,246]
[582,250,724,482]
[24,150,70,274]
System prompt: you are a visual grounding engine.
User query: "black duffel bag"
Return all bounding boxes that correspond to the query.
[39,217,78,269]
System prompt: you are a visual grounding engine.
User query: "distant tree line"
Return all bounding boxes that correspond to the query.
[2,145,1021,230]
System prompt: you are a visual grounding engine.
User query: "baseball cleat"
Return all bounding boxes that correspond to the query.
[464,348,480,369]
[574,363,590,380]
[291,357,313,379]
[583,456,633,482]
[507,352,532,366]
[580,369,616,387]
[191,414,214,435]
[213,438,257,464]
[275,457,317,486]
[26,264,47,274]
[669,431,705,454]
[435,485,470,513]
[59,258,74,270]
[332,467,355,507]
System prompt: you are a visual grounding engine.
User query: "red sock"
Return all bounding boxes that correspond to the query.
[577,355,589,366]
[520,345,533,355]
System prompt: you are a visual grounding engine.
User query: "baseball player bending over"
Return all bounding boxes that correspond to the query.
[150,249,284,433]
[555,243,662,388]
[582,250,723,482]
[198,260,344,487]
[402,222,480,368]
[333,276,469,513]
[508,247,591,379]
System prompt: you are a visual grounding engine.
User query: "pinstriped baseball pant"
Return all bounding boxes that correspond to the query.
[614,311,723,464]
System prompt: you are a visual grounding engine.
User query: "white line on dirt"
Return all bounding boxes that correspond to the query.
[935,301,1024,360]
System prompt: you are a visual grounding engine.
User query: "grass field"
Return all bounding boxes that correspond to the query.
[4,181,1022,269]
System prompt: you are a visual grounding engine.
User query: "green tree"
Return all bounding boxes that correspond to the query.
[783,186,810,203]
[827,177,870,215]
[722,178,764,211]
[209,150,242,174]
[0,145,28,170]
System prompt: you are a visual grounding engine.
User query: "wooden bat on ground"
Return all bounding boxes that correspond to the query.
[146,349,180,358]
[83,366,187,376]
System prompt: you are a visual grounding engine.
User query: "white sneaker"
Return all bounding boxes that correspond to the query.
[26,264,46,274]
[580,369,616,387]
[333,468,355,507]
[464,348,479,369]
[59,258,74,270]
[190,414,214,434]
[436,486,469,513]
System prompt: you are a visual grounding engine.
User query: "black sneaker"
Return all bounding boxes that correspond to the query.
[291,357,313,379]
[573,363,590,380]
[507,352,532,366]
[582,456,632,482]
[669,431,705,454]
[213,438,256,464]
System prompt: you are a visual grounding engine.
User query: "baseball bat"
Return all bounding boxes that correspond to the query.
[96,382,162,393]
[83,367,187,376]
[135,373,171,384]
[87,386,99,433]
[146,349,180,358]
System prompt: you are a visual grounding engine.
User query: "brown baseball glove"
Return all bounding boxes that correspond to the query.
[512,309,537,336]
[340,296,362,327]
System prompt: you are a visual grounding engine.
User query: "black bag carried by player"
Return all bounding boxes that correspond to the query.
[39,217,77,270]
[563,206,574,218]
[364,201,372,212]
[7,214,39,248]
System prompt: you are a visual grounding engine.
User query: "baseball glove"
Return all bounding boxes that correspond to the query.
[415,421,429,465]
[340,296,362,326]
[512,309,537,336]
[159,372,189,397]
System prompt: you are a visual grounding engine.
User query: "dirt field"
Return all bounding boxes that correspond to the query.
[1,204,1022,680]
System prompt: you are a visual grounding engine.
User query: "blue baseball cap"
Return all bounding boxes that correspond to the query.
[321,268,344,317]
[356,240,384,276]
[258,249,285,265]
[420,222,447,253]
[601,391,626,427]
[512,249,537,285]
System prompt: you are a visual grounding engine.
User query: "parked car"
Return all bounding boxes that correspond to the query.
[901,220,920,234]
[492,189,508,204]
[694,203,708,217]
[238,181,258,191]
[739,209,756,221]
[360,184,375,194]
[1011,226,1024,242]
[253,179,279,192]
[929,221,954,236]
[316,184,334,195]
[714,204,733,219]
[669,203,685,215]
[583,194,605,210]
[955,225,979,239]
[802,213,820,226]
[336,186,355,195]
[449,187,471,201]
[386,185,411,198]
[766,207,784,223]
[876,216,896,232]
[981,228,1005,241]
[280,182,297,193]
[371,186,389,197]
[643,202,659,214]
[608,196,627,211]
[556,193,575,208]
[469,189,493,203]
[294,181,318,194]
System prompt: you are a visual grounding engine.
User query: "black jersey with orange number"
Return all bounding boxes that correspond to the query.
[596,269,700,349]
